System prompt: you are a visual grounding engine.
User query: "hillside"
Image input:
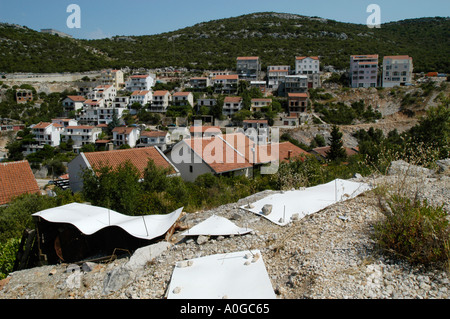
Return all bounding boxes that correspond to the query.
[0,164,449,300]
[1,13,449,73]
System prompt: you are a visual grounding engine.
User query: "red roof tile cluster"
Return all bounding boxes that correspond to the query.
[140,130,168,137]
[0,161,40,205]
[312,146,359,158]
[214,74,239,80]
[83,147,175,177]
[296,56,319,60]
[112,126,137,135]
[66,95,86,102]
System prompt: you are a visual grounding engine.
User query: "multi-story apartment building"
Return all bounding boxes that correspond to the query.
[250,98,272,112]
[100,69,124,90]
[51,118,78,128]
[129,90,152,107]
[223,96,243,117]
[125,74,156,92]
[173,92,194,107]
[137,130,171,151]
[267,65,290,90]
[77,107,126,126]
[288,93,309,115]
[87,85,117,106]
[189,77,211,89]
[295,56,321,88]
[113,96,130,109]
[213,74,239,94]
[382,55,414,88]
[283,75,308,95]
[61,125,102,153]
[112,126,140,148]
[62,96,86,113]
[24,122,62,155]
[349,54,379,88]
[150,90,172,113]
[236,57,261,81]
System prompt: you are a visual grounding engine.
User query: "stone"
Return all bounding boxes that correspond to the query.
[197,235,209,245]
[261,204,273,216]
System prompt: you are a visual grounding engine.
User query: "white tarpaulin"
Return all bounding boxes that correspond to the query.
[167,249,276,299]
[241,179,371,226]
[181,215,253,237]
[32,203,183,240]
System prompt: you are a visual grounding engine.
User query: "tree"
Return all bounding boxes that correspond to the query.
[107,108,120,134]
[326,125,347,162]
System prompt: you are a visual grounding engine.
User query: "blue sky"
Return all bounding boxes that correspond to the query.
[0,0,449,39]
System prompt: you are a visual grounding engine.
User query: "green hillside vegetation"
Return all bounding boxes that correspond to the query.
[1,13,449,73]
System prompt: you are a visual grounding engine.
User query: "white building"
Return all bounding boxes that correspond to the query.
[77,107,126,126]
[52,118,78,128]
[129,90,153,107]
[150,90,172,113]
[113,96,130,108]
[24,122,61,154]
[223,97,243,117]
[61,125,102,153]
[125,74,156,92]
[112,126,140,148]
[382,55,413,88]
[137,130,171,151]
[62,96,86,114]
[213,74,239,94]
[295,56,321,88]
[267,66,290,90]
[87,85,117,106]
[173,91,194,107]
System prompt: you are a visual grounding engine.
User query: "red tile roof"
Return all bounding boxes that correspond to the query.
[153,90,170,96]
[131,90,150,96]
[83,147,175,177]
[0,160,40,205]
[140,130,168,137]
[214,74,239,80]
[112,126,138,135]
[288,93,308,98]
[32,122,52,129]
[66,95,86,102]
[184,136,252,173]
[130,75,150,79]
[237,57,259,60]
[311,146,359,158]
[383,55,412,60]
[224,96,242,103]
[173,91,192,96]
[66,125,95,130]
[189,126,221,134]
[296,56,319,60]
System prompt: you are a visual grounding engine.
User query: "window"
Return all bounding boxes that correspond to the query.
[189,165,193,173]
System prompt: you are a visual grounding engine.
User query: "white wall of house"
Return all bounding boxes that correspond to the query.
[382,56,413,87]
[125,74,155,91]
[168,141,215,182]
[67,152,90,193]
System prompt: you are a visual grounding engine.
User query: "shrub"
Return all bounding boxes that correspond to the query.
[374,195,450,266]
[0,238,20,280]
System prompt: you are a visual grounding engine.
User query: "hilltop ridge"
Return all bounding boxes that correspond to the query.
[0,12,449,73]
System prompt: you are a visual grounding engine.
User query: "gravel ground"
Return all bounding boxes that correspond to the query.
[0,166,449,300]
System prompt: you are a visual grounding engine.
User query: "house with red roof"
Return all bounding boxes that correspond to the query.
[213,74,239,94]
[67,147,179,193]
[0,160,40,205]
[295,56,321,88]
[173,91,194,107]
[61,125,102,153]
[350,54,379,88]
[62,95,86,113]
[223,96,243,117]
[288,92,309,115]
[112,126,140,148]
[150,90,172,113]
[137,130,171,151]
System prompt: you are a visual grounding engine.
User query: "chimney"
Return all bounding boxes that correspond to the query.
[288,150,292,160]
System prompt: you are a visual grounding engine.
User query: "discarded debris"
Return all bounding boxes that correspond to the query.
[181,215,253,237]
[241,179,371,226]
[167,250,276,299]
